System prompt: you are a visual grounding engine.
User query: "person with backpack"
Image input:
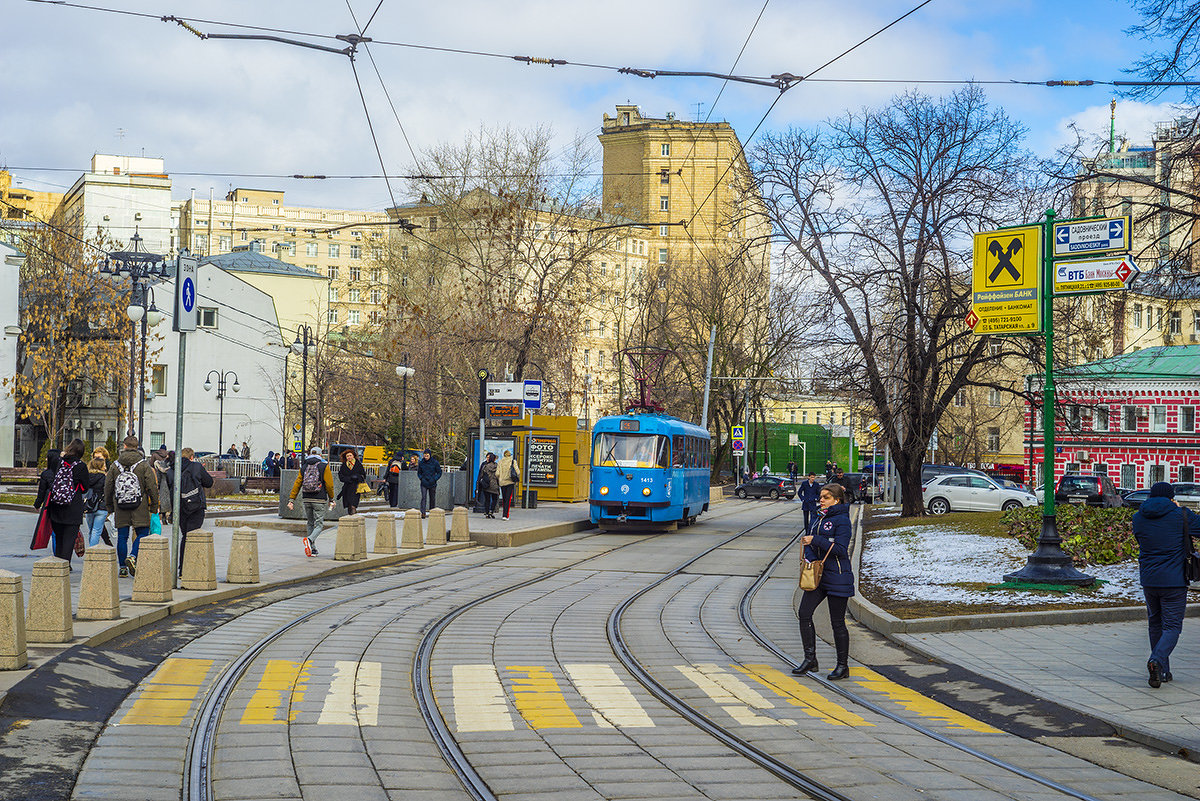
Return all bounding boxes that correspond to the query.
[83,454,111,547]
[416,448,442,519]
[478,452,500,518]
[497,449,519,521]
[287,446,335,556]
[167,447,214,575]
[104,435,159,577]
[34,439,89,565]
[152,447,173,525]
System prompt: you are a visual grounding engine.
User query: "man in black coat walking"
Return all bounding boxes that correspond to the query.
[416,448,442,519]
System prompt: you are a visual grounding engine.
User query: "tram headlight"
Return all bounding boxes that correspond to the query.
[642,487,652,496]
[600,486,609,495]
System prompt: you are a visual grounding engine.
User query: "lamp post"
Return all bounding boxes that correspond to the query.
[291,325,314,455]
[100,231,167,442]
[203,369,240,455]
[583,374,593,428]
[396,355,414,456]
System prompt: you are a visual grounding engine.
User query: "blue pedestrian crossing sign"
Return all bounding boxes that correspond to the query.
[1052,215,1131,257]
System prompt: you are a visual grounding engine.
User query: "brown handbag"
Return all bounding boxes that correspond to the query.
[800,540,834,591]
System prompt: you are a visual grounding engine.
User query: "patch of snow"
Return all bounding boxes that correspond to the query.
[862,524,1157,606]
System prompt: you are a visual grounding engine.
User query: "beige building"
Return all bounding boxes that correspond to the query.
[0,170,63,225]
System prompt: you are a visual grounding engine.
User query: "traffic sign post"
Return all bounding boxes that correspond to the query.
[1052,253,1139,295]
[970,225,1043,335]
[1052,215,1131,257]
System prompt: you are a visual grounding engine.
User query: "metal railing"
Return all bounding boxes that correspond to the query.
[198,456,262,478]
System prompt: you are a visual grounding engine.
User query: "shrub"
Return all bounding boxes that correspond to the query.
[1000,505,1137,566]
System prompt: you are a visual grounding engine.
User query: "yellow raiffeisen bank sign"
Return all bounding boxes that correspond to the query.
[971,225,1042,335]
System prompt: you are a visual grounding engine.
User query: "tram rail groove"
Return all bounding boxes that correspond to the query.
[735,513,1110,801]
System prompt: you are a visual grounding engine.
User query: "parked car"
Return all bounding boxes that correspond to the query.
[1123,489,1151,510]
[921,463,990,484]
[734,476,796,500]
[923,474,1039,514]
[1054,473,1123,508]
[994,478,1023,490]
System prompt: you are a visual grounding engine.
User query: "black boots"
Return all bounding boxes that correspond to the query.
[791,619,819,675]
[827,628,850,680]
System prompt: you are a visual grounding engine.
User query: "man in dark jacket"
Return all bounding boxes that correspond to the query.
[798,472,822,532]
[416,448,442,519]
[1132,481,1200,687]
[167,447,214,575]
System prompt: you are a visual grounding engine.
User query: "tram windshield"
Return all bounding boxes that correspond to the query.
[593,433,671,469]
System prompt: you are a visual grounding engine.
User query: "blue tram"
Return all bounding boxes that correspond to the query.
[589,412,711,530]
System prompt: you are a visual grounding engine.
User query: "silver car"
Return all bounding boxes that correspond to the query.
[922,474,1040,515]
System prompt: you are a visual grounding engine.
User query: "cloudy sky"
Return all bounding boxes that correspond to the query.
[1,0,1189,212]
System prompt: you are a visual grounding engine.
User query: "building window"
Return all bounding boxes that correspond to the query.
[401,245,409,260]
[194,234,208,250]
[426,217,438,232]
[1150,464,1166,483]
[660,169,670,184]
[327,309,338,323]
[348,289,360,303]
[370,268,381,282]
[151,365,167,397]
[1065,462,1081,473]
[841,412,848,425]
[1123,405,1138,431]
[987,388,1001,406]
[816,412,822,424]
[1183,406,1196,433]
[349,266,361,281]
[218,236,231,251]
[989,340,1002,356]
[349,309,360,325]
[987,427,1001,452]
[327,266,338,280]
[598,321,607,335]
[329,243,340,258]
[369,310,381,324]
[661,143,670,157]
[658,248,668,264]
[1170,310,1182,335]
[660,225,669,237]
[1181,465,1196,482]
[240,231,248,242]
[350,245,361,260]
[370,289,381,304]
[954,389,966,407]
[306,242,318,257]
[1151,404,1167,432]
[1157,307,1164,329]
[790,412,796,423]
[1095,406,1108,432]
[198,307,218,329]
[659,196,669,211]
[329,287,338,302]
[583,349,590,366]
[801,411,807,424]
[400,276,409,287]
[1133,304,1142,327]
[428,276,436,287]
[1121,463,1137,488]
[1194,310,1200,334]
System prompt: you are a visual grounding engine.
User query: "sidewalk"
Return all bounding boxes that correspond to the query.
[852,504,1200,762]
[0,500,593,700]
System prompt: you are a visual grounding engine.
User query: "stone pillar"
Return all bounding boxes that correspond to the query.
[401,509,424,549]
[77,545,120,620]
[450,506,471,542]
[131,535,173,604]
[26,557,72,643]
[0,570,26,670]
[181,530,217,591]
[373,513,398,554]
[335,515,366,561]
[426,508,447,545]
[227,527,260,584]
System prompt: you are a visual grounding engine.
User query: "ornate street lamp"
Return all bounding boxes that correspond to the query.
[291,325,314,455]
[204,369,240,455]
[396,355,414,456]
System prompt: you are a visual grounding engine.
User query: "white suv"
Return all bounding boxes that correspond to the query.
[923,474,1039,515]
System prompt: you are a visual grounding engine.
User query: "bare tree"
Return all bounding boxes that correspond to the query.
[1126,0,1200,101]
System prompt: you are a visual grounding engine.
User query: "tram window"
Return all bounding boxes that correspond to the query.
[594,433,671,468]
[673,435,685,467]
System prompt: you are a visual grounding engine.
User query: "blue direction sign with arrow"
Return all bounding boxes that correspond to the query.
[1053,215,1131,257]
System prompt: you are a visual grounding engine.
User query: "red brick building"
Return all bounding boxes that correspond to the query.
[1027,345,1200,490]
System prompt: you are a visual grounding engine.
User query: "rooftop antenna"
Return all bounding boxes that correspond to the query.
[693,102,705,122]
[116,128,126,143]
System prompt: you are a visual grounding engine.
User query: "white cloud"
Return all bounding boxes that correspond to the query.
[1055,100,1187,154]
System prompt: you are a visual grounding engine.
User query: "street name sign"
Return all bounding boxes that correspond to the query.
[486,382,525,401]
[1052,215,1131,257]
[1053,254,1140,295]
[971,225,1043,335]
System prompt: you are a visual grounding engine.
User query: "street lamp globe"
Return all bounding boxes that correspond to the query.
[145,303,163,327]
[291,336,305,355]
[126,303,144,322]
[546,402,557,412]
[396,365,414,378]
[232,380,240,393]
[203,380,213,392]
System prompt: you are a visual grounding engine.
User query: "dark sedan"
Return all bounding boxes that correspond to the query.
[1123,489,1150,510]
[734,476,796,500]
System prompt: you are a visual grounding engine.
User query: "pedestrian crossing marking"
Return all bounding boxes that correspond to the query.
[737,665,873,727]
[452,664,515,732]
[240,659,311,724]
[847,666,1001,733]
[564,663,654,728]
[677,664,789,726]
[506,665,583,729]
[317,660,380,726]
[119,658,212,726]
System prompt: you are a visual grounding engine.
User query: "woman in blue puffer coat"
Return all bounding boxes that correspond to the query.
[791,482,855,680]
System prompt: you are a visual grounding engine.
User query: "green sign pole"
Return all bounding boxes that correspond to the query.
[1003,208,1094,586]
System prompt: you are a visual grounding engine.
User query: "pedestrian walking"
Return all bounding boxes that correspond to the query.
[337,449,367,515]
[787,460,797,483]
[417,448,442,518]
[384,455,402,508]
[287,446,335,556]
[798,472,821,529]
[153,447,173,525]
[104,436,159,577]
[824,459,834,482]
[168,447,214,575]
[478,453,500,517]
[34,439,89,565]
[1132,481,1200,687]
[240,441,250,460]
[792,482,854,680]
[83,454,111,548]
[498,449,519,521]
[262,451,278,478]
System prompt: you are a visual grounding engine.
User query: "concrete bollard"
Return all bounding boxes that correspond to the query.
[227,527,260,584]
[401,509,424,549]
[77,545,120,620]
[450,506,471,542]
[131,535,173,604]
[335,515,366,561]
[353,515,367,559]
[181,530,217,591]
[0,570,27,670]
[426,508,447,545]
[373,513,398,554]
[26,557,72,643]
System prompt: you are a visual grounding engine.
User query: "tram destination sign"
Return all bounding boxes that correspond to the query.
[1053,215,1130,258]
[1053,253,1140,295]
[525,434,559,487]
[971,224,1043,335]
[486,402,524,420]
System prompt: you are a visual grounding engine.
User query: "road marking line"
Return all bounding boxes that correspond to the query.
[564,663,655,728]
[240,659,310,724]
[737,665,873,727]
[506,665,582,729]
[120,658,213,726]
[676,664,785,726]
[452,664,515,732]
[847,666,1001,733]
[317,660,380,726]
